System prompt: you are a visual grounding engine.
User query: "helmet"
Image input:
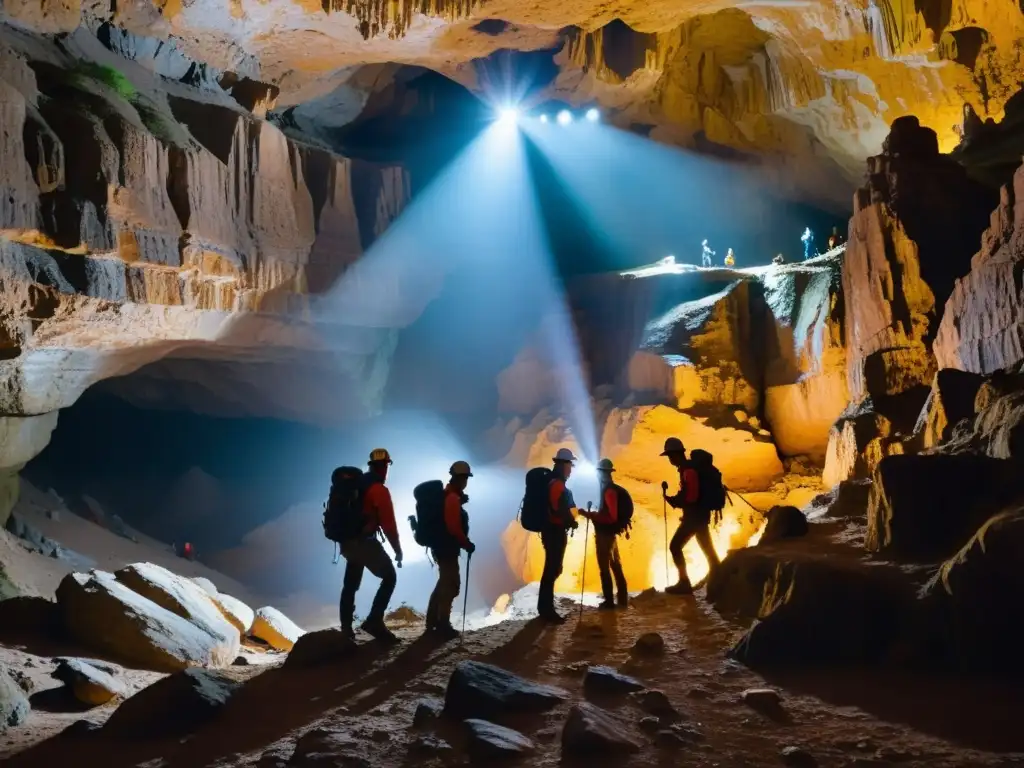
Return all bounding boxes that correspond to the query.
[660,437,685,456]
[450,460,473,477]
[596,458,614,473]
[368,448,392,465]
[553,447,577,464]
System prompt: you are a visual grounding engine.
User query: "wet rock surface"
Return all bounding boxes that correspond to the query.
[464,718,535,758]
[444,661,569,719]
[562,701,642,755]
[583,665,645,695]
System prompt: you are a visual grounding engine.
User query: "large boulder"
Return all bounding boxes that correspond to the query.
[284,628,353,668]
[911,369,986,450]
[56,570,239,671]
[710,543,917,666]
[114,563,241,646]
[444,661,569,719]
[104,667,240,738]
[562,702,641,756]
[208,592,255,635]
[918,508,1024,676]
[934,163,1024,374]
[250,606,304,651]
[867,453,1022,561]
[758,506,809,546]
[53,658,128,706]
[0,667,30,731]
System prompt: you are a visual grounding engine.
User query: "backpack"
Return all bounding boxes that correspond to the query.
[689,449,727,521]
[595,483,634,537]
[520,467,553,532]
[410,480,447,549]
[323,467,368,543]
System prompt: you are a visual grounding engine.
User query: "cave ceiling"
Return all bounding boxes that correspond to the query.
[5,0,1021,208]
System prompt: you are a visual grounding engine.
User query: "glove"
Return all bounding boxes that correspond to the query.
[466,541,476,555]
[570,519,580,531]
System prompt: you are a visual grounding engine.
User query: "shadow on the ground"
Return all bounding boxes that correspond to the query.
[760,665,1024,752]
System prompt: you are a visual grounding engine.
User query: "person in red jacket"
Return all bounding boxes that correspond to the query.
[538,447,580,622]
[661,437,720,595]
[425,461,476,639]
[580,458,628,610]
[340,448,403,643]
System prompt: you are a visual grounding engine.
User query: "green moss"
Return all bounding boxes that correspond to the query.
[70,61,137,101]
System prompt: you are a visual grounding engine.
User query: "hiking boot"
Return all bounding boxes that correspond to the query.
[538,609,566,624]
[617,594,629,609]
[597,600,617,611]
[433,622,461,640]
[664,580,694,595]
[360,618,399,644]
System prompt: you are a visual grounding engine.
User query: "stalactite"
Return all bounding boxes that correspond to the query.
[321,0,480,40]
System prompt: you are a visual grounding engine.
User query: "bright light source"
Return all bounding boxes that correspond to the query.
[576,459,597,478]
[539,114,549,124]
[556,110,572,126]
[585,108,600,122]
[497,106,520,126]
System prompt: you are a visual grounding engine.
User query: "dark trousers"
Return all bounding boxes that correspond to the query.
[669,516,720,586]
[426,553,461,628]
[340,535,396,627]
[538,527,568,614]
[595,530,627,602]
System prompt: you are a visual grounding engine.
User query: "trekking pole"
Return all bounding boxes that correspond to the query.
[579,503,591,620]
[661,481,669,589]
[461,551,471,644]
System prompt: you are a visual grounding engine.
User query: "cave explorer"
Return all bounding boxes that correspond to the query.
[424,461,476,639]
[579,458,629,610]
[700,239,715,268]
[828,225,844,250]
[724,248,736,267]
[660,437,721,595]
[339,448,403,644]
[773,253,784,266]
[801,227,815,260]
[538,447,580,623]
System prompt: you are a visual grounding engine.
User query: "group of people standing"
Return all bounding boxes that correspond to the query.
[327,436,726,643]
[700,240,736,268]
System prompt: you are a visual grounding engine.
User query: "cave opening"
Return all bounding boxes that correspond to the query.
[601,19,655,81]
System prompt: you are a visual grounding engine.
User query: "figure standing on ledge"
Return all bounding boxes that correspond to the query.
[801,227,814,261]
[828,225,844,250]
[724,248,735,267]
[773,253,784,266]
[700,239,715,268]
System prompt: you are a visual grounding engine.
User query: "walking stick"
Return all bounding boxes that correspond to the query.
[579,503,591,620]
[461,551,471,644]
[661,481,669,589]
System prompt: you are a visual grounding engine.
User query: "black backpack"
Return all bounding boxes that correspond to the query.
[323,467,368,543]
[689,449,726,518]
[520,467,552,532]
[595,483,634,537]
[410,480,447,549]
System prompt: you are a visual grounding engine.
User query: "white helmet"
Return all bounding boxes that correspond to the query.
[553,447,577,464]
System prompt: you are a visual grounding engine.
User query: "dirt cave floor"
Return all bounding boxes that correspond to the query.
[5,587,1024,768]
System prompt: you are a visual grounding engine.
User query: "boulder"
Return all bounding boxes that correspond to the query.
[805,480,871,520]
[291,727,362,764]
[52,658,128,706]
[867,453,1021,561]
[741,688,786,721]
[284,628,354,668]
[631,632,665,656]
[711,544,916,666]
[209,592,255,635]
[758,506,809,546]
[0,667,30,731]
[56,570,238,671]
[444,661,569,719]
[561,701,642,756]
[191,577,218,595]
[464,719,535,758]
[919,508,1024,676]
[912,369,986,450]
[114,563,241,646]
[630,689,680,719]
[412,697,442,727]
[250,606,304,651]
[583,666,645,695]
[104,667,239,738]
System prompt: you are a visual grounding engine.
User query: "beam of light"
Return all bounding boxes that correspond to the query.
[496,105,520,127]
[585,108,600,123]
[556,109,572,126]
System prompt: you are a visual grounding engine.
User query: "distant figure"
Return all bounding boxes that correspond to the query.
[801,227,815,261]
[724,248,736,267]
[828,226,844,250]
[183,542,195,561]
[772,253,784,266]
[700,239,715,268]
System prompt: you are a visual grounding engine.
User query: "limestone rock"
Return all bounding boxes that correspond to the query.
[56,570,237,671]
[291,727,362,764]
[935,163,1024,374]
[104,668,240,738]
[631,632,666,657]
[250,606,304,651]
[444,661,569,719]
[758,506,809,546]
[209,592,255,635]
[867,454,1020,561]
[0,667,30,731]
[191,577,218,596]
[284,628,354,668]
[805,480,871,520]
[912,370,986,451]
[412,697,442,727]
[464,719,535,758]
[630,689,679,719]
[114,563,241,647]
[741,688,785,719]
[53,658,128,706]
[583,666,645,695]
[562,701,641,756]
